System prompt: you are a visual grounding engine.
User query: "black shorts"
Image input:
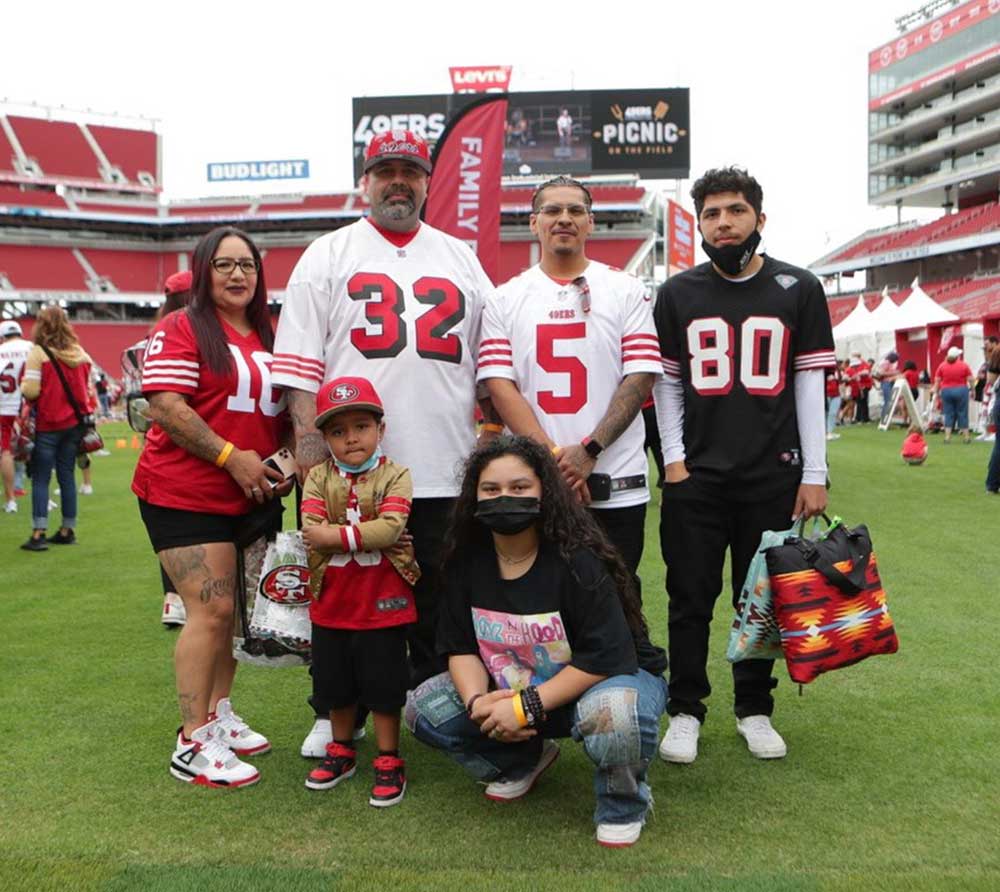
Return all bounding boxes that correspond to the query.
[311,624,410,714]
[138,498,282,553]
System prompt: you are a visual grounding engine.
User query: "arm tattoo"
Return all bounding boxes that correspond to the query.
[478,394,503,426]
[288,389,328,470]
[150,395,224,463]
[592,373,655,448]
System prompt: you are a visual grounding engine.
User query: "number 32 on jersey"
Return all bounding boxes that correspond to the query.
[687,316,789,397]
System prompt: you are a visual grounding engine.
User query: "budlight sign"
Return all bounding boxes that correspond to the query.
[207,159,310,182]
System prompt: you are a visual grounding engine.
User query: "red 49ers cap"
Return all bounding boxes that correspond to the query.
[315,376,385,429]
[363,129,432,174]
[164,270,193,295]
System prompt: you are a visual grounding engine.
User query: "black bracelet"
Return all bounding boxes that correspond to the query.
[521,685,547,727]
[466,693,485,717]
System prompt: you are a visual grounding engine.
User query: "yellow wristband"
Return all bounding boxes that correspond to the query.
[511,691,528,728]
[215,441,235,468]
[481,423,504,434]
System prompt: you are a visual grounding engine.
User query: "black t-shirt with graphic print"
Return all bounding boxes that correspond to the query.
[437,542,666,687]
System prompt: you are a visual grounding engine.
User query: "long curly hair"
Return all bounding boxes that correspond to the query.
[442,435,649,641]
[33,305,80,352]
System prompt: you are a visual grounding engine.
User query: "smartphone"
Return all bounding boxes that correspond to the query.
[262,447,298,488]
[586,473,612,502]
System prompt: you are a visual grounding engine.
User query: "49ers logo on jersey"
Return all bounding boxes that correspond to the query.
[259,565,311,604]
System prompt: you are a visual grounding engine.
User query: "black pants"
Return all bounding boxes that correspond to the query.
[857,388,871,423]
[591,502,646,605]
[659,476,797,722]
[310,496,454,716]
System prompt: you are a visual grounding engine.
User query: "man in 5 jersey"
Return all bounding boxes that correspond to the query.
[271,130,497,753]
[653,167,835,764]
[478,176,660,596]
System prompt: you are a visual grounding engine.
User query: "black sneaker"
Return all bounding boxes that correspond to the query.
[47,529,76,545]
[20,535,48,552]
[369,755,406,807]
[304,742,356,791]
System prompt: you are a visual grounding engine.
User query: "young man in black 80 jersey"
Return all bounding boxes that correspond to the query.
[653,167,835,764]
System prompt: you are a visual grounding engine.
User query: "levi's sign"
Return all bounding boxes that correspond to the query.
[449,65,512,93]
[207,159,310,182]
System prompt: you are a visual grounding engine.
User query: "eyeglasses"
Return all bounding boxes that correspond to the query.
[535,203,590,218]
[211,258,260,275]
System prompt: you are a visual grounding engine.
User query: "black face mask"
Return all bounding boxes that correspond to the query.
[474,496,541,535]
[701,227,762,277]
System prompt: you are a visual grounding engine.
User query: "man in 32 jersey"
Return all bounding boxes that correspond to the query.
[272,130,497,754]
[653,167,835,764]
[479,176,660,596]
[0,320,32,513]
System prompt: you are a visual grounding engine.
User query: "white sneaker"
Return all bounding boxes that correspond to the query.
[79,484,93,495]
[161,592,186,628]
[659,714,700,763]
[213,698,270,756]
[485,739,559,801]
[300,717,365,757]
[736,715,787,759]
[597,821,643,848]
[826,433,841,441]
[4,499,16,513]
[96,449,111,456]
[169,721,259,788]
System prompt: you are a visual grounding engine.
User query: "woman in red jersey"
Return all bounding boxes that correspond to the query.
[133,227,291,788]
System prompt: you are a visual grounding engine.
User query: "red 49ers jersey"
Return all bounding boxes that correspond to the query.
[0,337,31,415]
[654,256,835,494]
[478,262,662,508]
[132,311,287,515]
[272,219,490,498]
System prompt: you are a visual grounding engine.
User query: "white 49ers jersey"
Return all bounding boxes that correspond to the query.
[0,337,32,415]
[478,262,661,508]
[272,219,491,498]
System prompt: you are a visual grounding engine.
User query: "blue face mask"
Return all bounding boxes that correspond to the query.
[332,445,382,475]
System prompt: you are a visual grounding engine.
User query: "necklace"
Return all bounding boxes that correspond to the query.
[495,546,538,566]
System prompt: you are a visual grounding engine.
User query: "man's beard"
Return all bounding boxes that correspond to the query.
[376,189,416,221]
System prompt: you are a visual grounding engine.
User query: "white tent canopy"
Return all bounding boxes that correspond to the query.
[832,295,874,338]
[894,278,959,329]
[867,288,907,332]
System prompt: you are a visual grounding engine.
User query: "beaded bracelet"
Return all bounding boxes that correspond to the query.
[521,685,547,727]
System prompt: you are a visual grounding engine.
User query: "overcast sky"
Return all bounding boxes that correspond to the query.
[1,0,940,274]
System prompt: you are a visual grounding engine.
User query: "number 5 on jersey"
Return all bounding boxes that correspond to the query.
[687,316,788,397]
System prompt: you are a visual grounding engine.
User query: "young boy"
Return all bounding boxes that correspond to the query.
[301,376,419,806]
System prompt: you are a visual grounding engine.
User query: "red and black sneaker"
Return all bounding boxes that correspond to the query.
[304,742,357,791]
[369,755,406,807]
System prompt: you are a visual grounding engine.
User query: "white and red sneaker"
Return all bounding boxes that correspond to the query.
[212,698,271,756]
[169,722,259,788]
[161,592,186,628]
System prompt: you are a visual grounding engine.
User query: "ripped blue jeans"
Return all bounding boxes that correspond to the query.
[405,669,667,827]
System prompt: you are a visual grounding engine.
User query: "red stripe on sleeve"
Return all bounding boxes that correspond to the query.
[301,499,328,519]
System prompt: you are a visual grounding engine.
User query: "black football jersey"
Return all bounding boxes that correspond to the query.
[654,255,835,493]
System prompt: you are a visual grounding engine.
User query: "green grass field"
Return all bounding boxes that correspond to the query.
[1,423,997,892]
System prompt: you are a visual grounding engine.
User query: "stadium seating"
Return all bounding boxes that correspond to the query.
[0,184,69,209]
[0,245,88,289]
[0,125,16,175]
[87,124,157,185]
[82,249,167,293]
[259,246,308,289]
[8,116,101,182]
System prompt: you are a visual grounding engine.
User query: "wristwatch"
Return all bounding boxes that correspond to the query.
[581,435,604,459]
